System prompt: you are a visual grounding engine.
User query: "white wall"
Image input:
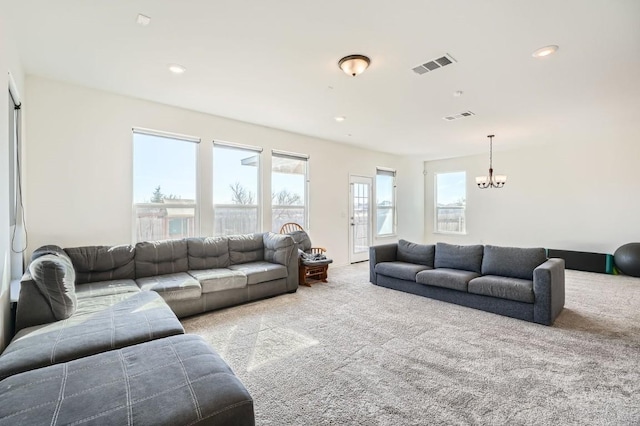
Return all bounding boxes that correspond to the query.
[0,10,26,349]
[424,133,640,254]
[25,76,424,266]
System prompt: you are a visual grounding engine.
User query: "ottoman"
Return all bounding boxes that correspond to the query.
[0,334,254,425]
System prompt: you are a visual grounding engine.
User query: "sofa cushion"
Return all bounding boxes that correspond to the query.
[28,253,77,320]
[288,230,312,252]
[397,239,435,267]
[75,279,140,299]
[0,291,184,380]
[136,272,202,301]
[228,233,265,264]
[0,335,255,426]
[482,245,547,280]
[189,268,247,292]
[64,244,136,284]
[468,275,535,303]
[187,237,230,270]
[375,261,431,281]
[434,242,484,273]
[228,261,288,285]
[135,239,189,278]
[263,232,295,266]
[416,268,480,292]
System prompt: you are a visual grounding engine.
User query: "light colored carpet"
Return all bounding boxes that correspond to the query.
[182,263,640,425]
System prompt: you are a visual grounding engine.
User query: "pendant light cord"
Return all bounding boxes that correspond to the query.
[11,104,28,254]
[488,135,494,170]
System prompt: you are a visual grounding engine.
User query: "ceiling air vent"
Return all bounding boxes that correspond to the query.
[412,53,457,75]
[443,111,475,121]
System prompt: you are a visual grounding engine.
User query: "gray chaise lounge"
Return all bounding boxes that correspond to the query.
[370,241,565,325]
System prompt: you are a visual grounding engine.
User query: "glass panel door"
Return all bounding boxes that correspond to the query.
[349,175,372,263]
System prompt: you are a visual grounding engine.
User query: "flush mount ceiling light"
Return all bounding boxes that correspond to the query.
[532,45,559,58]
[334,116,346,122]
[476,135,507,189]
[168,64,186,74]
[338,55,370,77]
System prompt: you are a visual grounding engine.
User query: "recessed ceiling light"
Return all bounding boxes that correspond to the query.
[334,116,346,122]
[168,64,186,74]
[136,14,151,26]
[532,45,559,58]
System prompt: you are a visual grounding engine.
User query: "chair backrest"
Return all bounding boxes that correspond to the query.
[279,223,304,234]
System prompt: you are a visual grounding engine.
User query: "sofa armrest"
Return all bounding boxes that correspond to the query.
[369,244,398,284]
[263,233,298,292]
[533,258,565,325]
[15,272,57,333]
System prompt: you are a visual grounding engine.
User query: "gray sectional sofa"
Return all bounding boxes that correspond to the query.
[370,241,565,325]
[0,232,297,425]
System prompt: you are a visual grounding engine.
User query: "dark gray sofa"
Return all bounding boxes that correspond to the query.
[0,231,297,425]
[370,241,565,325]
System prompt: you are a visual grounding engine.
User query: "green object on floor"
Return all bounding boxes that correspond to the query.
[605,254,615,274]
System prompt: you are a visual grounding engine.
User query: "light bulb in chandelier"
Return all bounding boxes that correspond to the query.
[476,135,507,189]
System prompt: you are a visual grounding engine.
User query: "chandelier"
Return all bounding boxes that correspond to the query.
[476,134,506,189]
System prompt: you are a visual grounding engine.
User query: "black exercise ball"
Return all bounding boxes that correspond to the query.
[614,243,640,277]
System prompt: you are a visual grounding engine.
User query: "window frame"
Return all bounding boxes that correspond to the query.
[434,171,467,235]
[212,141,263,236]
[375,167,397,237]
[271,150,309,232]
[132,128,200,242]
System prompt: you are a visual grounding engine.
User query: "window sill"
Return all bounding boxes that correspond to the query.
[432,231,467,236]
[376,234,397,239]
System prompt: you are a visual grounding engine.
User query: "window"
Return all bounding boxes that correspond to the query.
[133,129,199,242]
[376,168,396,236]
[271,151,308,232]
[435,171,466,234]
[213,142,261,236]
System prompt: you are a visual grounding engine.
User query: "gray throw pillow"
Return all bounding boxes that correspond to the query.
[482,245,547,280]
[396,239,435,267]
[28,253,77,320]
[434,242,484,273]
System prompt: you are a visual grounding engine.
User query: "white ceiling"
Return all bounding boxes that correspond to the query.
[4,0,640,159]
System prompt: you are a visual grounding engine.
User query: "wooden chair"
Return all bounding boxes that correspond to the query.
[280,222,304,234]
[279,223,332,286]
